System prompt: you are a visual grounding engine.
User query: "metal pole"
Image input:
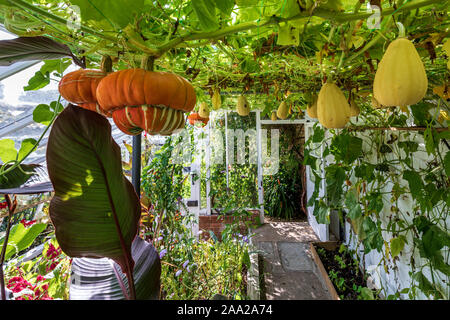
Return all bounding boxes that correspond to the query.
[132,134,141,197]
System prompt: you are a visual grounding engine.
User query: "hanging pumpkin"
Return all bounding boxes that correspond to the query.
[373,38,428,107]
[188,112,209,126]
[96,68,196,135]
[236,95,250,116]
[58,69,108,115]
[317,82,350,129]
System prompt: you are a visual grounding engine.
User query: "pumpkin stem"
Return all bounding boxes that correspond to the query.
[396,22,406,38]
[101,55,113,73]
[141,55,155,71]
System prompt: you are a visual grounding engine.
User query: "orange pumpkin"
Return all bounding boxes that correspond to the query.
[96,68,196,135]
[58,69,109,115]
[188,112,209,126]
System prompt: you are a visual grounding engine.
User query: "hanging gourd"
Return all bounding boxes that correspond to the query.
[96,68,196,136]
[271,111,277,121]
[373,38,428,107]
[58,56,111,116]
[306,98,318,119]
[276,101,288,119]
[371,96,382,109]
[188,112,209,127]
[199,102,210,118]
[349,99,360,117]
[212,88,221,110]
[317,82,350,129]
[236,95,250,116]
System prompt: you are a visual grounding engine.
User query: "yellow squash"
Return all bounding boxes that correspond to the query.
[306,100,318,119]
[349,100,360,117]
[271,111,277,121]
[199,102,210,118]
[276,101,289,119]
[236,95,250,116]
[212,89,221,110]
[373,38,428,107]
[317,82,350,129]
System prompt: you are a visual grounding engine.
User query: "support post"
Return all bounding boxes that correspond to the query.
[132,134,141,196]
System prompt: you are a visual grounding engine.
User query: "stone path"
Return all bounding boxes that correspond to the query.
[252,221,333,300]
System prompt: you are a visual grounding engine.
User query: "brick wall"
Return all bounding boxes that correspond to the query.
[198,210,261,240]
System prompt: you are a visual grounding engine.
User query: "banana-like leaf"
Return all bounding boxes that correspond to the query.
[46,104,140,273]
[69,237,161,300]
[0,164,39,189]
[0,36,85,68]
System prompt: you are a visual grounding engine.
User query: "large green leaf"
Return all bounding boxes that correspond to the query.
[0,223,47,261]
[69,237,161,300]
[0,36,84,67]
[46,104,141,272]
[191,0,219,31]
[69,0,145,29]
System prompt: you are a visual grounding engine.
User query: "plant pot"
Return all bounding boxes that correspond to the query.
[309,241,340,300]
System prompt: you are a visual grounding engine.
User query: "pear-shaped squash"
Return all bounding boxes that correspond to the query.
[371,96,382,109]
[199,102,210,118]
[349,100,360,117]
[306,100,318,119]
[236,95,250,116]
[317,83,350,129]
[276,101,288,119]
[373,38,428,107]
[212,89,221,110]
[271,111,277,121]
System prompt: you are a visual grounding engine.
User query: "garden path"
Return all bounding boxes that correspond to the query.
[252,220,333,300]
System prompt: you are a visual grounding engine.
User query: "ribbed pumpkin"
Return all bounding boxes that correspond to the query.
[373,38,428,107]
[58,69,108,114]
[317,83,350,129]
[96,68,196,135]
[236,95,250,116]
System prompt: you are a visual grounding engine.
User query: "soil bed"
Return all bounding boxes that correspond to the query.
[314,243,368,300]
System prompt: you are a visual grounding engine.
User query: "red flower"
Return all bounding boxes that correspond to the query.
[20,219,36,228]
[0,201,7,209]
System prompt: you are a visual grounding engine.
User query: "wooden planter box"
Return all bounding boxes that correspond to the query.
[309,241,340,300]
[198,210,261,240]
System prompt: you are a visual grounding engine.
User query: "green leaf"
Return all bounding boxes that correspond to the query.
[33,104,54,125]
[390,236,406,258]
[325,165,346,204]
[277,22,300,46]
[313,200,330,224]
[191,0,219,31]
[17,138,37,161]
[0,139,17,163]
[40,59,72,75]
[444,151,450,177]
[413,271,443,299]
[23,71,50,91]
[331,134,363,164]
[345,190,362,219]
[0,223,47,261]
[398,141,418,154]
[46,105,141,272]
[360,287,375,300]
[403,170,425,202]
[212,0,235,15]
[69,0,145,29]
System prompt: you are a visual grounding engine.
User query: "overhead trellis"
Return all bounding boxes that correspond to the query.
[0,0,447,117]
